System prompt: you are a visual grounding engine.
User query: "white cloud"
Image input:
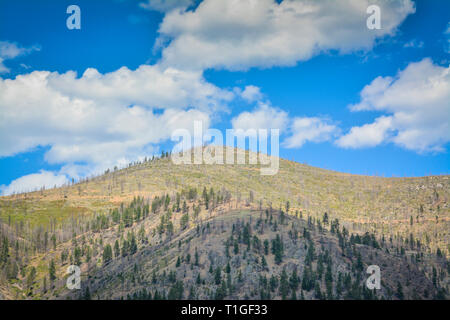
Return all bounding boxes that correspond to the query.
[231,103,288,132]
[0,41,28,59]
[157,0,415,71]
[139,0,194,12]
[0,170,69,196]
[283,117,339,148]
[337,58,450,152]
[336,116,393,149]
[47,65,232,111]
[240,85,263,103]
[232,101,338,149]
[0,41,40,73]
[0,65,231,177]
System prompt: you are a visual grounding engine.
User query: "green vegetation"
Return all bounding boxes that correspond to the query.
[0,148,448,300]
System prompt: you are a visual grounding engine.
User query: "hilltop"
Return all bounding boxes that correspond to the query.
[2,147,448,253]
[0,147,448,299]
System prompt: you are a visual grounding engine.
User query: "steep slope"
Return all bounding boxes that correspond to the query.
[47,209,447,300]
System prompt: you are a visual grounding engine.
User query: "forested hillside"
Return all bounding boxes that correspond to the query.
[0,148,448,299]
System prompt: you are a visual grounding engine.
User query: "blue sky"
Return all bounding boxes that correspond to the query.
[0,0,449,195]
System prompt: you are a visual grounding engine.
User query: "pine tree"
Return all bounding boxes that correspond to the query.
[214,267,222,285]
[202,187,209,209]
[0,237,9,265]
[129,233,137,254]
[289,268,299,291]
[271,234,284,264]
[233,240,239,255]
[102,244,113,265]
[279,268,290,300]
[51,234,57,250]
[194,247,199,266]
[26,266,37,291]
[314,281,322,299]
[290,290,297,300]
[263,239,269,255]
[49,259,56,282]
[114,240,120,258]
[261,255,267,269]
[168,281,184,300]
[84,286,91,300]
[270,274,278,292]
[323,212,329,225]
[180,213,189,230]
[396,281,404,300]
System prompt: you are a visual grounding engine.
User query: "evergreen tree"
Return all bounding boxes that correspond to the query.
[49,259,56,282]
[194,247,199,266]
[168,281,184,300]
[261,256,268,269]
[323,212,329,225]
[114,240,120,258]
[202,187,209,209]
[214,267,222,285]
[279,268,290,300]
[26,266,37,291]
[271,234,284,264]
[314,281,322,299]
[103,244,113,265]
[51,234,57,250]
[289,268,299,291]
[180,214,189,230]
[84,286,91,300]
[396,281,404,300]
[270,274,278,292]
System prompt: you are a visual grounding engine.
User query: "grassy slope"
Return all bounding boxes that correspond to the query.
[1,148,448,255]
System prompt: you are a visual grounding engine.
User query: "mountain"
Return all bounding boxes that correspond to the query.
[0,148,448,300]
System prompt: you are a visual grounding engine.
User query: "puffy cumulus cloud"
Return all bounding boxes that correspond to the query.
[0,170,69,196]
[0,41,40,73]
[42,107,211,165]
[336,116,393,149]
[0,65,230,177]
[231,101,338,149]
[139,0,194,12]
[157,0,415,71]
[47,65,232,111]
[238,85,263,103]
[283,117,339,148]
[231,103,289,132]
[337,58,450,153]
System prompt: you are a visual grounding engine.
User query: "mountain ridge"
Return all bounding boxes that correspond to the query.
[0,148,448,300]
